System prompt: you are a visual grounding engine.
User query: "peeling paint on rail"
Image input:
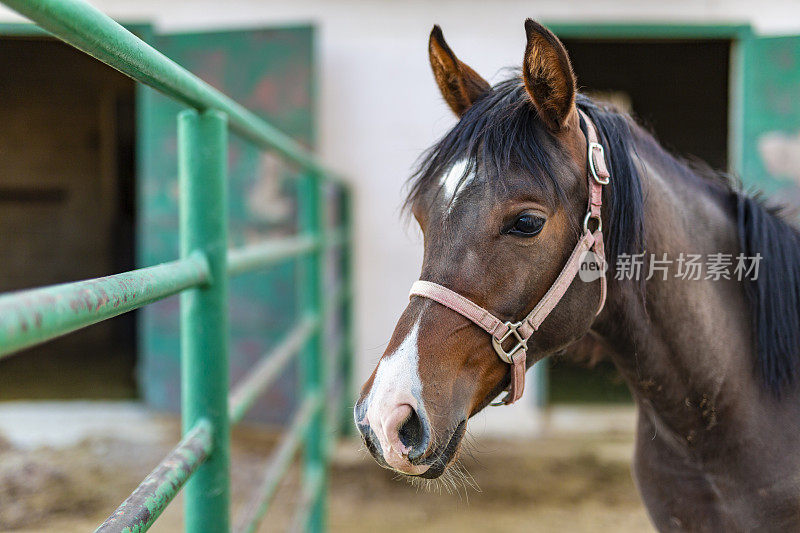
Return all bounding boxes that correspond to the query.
[0,253,209,358]
[94,419,213,533]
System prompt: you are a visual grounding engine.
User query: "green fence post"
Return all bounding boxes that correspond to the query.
[339,188,356,436]
[298,171,326,532]
[179,109,230,533]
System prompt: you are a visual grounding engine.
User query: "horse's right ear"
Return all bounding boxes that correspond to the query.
[428,25,491,117]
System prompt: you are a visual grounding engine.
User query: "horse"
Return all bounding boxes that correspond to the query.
[354,19,800,531]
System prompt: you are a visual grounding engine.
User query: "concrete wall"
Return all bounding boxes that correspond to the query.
[3,0,800,430]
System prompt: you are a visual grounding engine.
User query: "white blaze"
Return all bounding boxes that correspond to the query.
[364,316,429,473]
[440,159,475,215]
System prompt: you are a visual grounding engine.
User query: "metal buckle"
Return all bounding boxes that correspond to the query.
[489,322,527,407]
[588,142,610,185]
[583,211,602,233]
[491,321,527,365]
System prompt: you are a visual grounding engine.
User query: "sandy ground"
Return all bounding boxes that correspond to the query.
[0,420,653,532]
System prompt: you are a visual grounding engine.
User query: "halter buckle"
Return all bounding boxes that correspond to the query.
[588,142,610,185]
[491,321,527,365]
[583,211,602,233]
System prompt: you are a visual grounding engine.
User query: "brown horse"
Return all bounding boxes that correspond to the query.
[355,19,800,530]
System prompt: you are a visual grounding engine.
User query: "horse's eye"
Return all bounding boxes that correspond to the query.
[506,214,545,237]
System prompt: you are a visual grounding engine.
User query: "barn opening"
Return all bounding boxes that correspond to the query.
[0,36,137,399]
[548,37,731,404]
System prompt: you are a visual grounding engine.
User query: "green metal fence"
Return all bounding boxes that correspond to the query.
[0,1,354,531]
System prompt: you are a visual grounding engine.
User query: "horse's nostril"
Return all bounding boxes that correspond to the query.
[398,407,424,451]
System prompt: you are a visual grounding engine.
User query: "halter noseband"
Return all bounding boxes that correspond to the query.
[409,109,609,406]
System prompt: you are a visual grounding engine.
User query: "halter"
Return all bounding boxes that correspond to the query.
[409,109,609,405]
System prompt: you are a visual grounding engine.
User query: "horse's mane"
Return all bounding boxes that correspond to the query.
[738,195,800,393]
[407,72,800,394]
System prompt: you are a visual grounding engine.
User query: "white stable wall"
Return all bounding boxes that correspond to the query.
[3,0,800,433]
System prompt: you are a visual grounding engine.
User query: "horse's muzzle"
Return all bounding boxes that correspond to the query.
[354,398,466,478]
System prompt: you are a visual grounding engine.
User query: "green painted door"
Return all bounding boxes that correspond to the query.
[137,26,315,422]
[737,34,800,197]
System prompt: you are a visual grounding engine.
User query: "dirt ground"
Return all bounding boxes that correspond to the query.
[0,422,653,532]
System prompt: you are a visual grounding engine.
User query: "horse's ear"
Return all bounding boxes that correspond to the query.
[428,25,491,117]
[522,19,577,131]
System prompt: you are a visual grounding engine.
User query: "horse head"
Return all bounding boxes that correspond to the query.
[355,20,607,479]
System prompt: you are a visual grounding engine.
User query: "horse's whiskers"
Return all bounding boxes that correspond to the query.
[399,424,480,499]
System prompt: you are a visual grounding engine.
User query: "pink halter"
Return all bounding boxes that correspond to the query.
[409,110,609,405]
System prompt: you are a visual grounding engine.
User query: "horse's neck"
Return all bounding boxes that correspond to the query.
[595,142,759,439]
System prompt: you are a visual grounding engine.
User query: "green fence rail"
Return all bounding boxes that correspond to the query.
[0,1,355,532]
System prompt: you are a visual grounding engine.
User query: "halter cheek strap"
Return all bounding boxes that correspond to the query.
[409,109,609,405]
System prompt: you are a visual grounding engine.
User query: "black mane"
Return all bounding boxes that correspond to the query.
[738,196,800,392]
[407,73,800,395]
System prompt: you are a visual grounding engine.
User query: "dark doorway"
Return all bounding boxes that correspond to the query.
[549,38,731,404]
[0,37,137,399]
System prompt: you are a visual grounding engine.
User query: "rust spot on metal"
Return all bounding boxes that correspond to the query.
[94,421,212,533]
